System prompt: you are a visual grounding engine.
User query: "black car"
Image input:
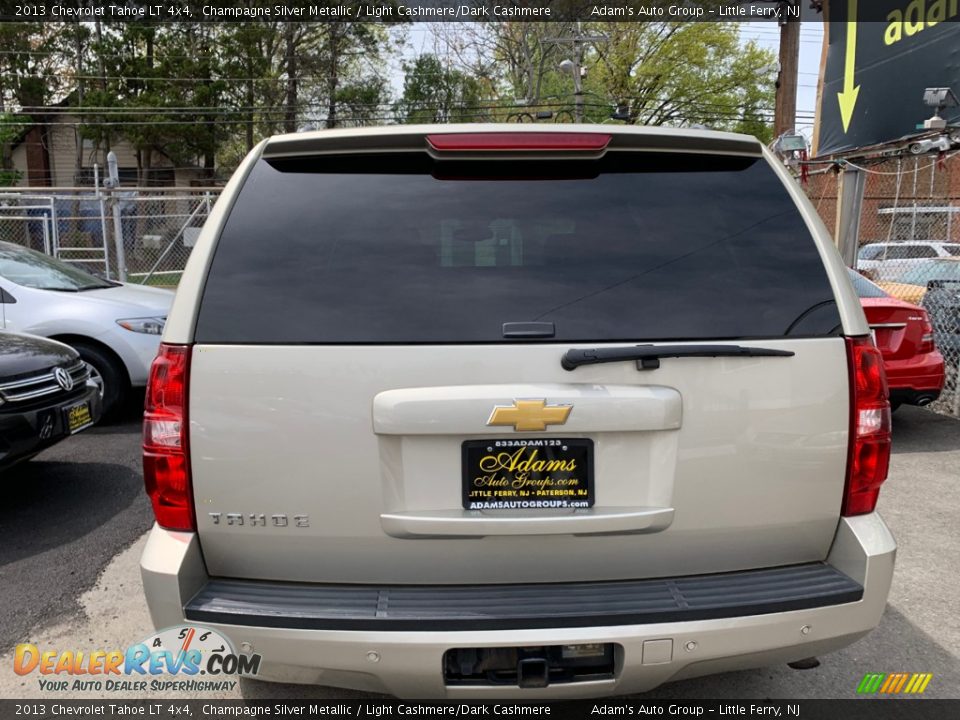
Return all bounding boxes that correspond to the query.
[0,332,102,471]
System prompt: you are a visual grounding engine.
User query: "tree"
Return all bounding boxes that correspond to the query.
[163,22,230,180]
[333,77,391,127]
[587,23,777,140]
[434,22,574,107]
[219,21,285,152]
[0,113,28,185]
[310,19,397,129]
[0,22,72,183]
[395,54,486,124]
[437,21,776,139]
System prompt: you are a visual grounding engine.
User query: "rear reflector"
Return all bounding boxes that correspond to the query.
[843,336,892,516]
[427,133,611,152]
[143,344,194,531]
[919,310,935,354]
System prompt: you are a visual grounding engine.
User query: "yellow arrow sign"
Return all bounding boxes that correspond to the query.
[837,0,860,132]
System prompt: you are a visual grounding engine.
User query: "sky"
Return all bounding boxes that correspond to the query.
[391,21,825,137]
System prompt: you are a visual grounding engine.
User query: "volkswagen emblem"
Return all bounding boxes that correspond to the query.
[54,367,74,392]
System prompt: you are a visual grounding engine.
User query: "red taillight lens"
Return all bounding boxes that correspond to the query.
[919,310,935,354]
[143,344,194,531]
[427,132,611,152]
[843,336,892,516]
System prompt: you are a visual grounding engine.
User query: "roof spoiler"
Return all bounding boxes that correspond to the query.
[261,124,762,160]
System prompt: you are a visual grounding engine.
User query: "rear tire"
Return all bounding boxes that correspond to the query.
[72,342,128,419]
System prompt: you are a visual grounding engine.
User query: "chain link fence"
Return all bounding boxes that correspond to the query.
[0,188,220,287]
[805,153,960,417]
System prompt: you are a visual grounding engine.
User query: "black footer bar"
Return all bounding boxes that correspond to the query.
[1,699,956,720]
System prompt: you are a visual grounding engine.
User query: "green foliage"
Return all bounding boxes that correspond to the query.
[435,22,776,137]
[0,23,67,107]
[2,17,401,179]
[0,113,27,185]
[0,113,28,145]
[1,19,779,180]
[586,23,777,139]
[335,77,392,127]
[395,55,486,124]
[0,170,21,186]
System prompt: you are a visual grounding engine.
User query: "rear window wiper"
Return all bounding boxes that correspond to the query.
[561,344,795,371]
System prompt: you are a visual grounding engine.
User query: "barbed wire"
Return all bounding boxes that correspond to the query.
[839,151,960,175]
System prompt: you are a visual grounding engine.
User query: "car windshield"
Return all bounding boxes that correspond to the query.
[0,243,114,291]
[889,260,960,286]
[847,269,888,298]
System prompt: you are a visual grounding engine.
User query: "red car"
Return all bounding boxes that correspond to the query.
[850,269,945,409]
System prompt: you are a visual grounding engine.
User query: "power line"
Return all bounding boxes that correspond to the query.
[14,100,794,115]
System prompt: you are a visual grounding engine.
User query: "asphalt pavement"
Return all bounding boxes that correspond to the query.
[0,403,957,700]
[0,393,152,653]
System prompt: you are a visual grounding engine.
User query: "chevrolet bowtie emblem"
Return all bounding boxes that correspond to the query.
[487,399,572,432]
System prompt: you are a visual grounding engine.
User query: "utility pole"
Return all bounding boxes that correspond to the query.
[284,24,297,133]
[573,33,584,123]
[835,166,865,267]
[544,23,607,124]
[74,27,84,182]
[94,20,109,168]
[774,3,801,137]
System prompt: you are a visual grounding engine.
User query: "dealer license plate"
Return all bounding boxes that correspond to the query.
[64,401,94,434]
[461,438,593,510]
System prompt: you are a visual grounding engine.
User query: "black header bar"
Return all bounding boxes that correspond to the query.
[0,0,848,24]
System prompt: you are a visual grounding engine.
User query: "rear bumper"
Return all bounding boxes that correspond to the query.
[140,514,895,698]
[184,563,863,632]
[883,350,945,399]
[890,387,942,407]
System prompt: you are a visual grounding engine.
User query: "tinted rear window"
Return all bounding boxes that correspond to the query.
[196,152,840,343]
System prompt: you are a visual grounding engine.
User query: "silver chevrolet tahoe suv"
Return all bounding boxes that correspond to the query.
[140,125,895,698]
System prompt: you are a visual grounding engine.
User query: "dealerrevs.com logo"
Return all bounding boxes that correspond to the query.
[14,626,261,693]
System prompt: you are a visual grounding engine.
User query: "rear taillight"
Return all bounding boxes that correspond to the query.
[843,336,892,516]
[143,343,194,531]
[919,310,935,353]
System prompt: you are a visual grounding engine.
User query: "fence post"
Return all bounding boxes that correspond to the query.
[110,192,127,282]
[106,152,127,282]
